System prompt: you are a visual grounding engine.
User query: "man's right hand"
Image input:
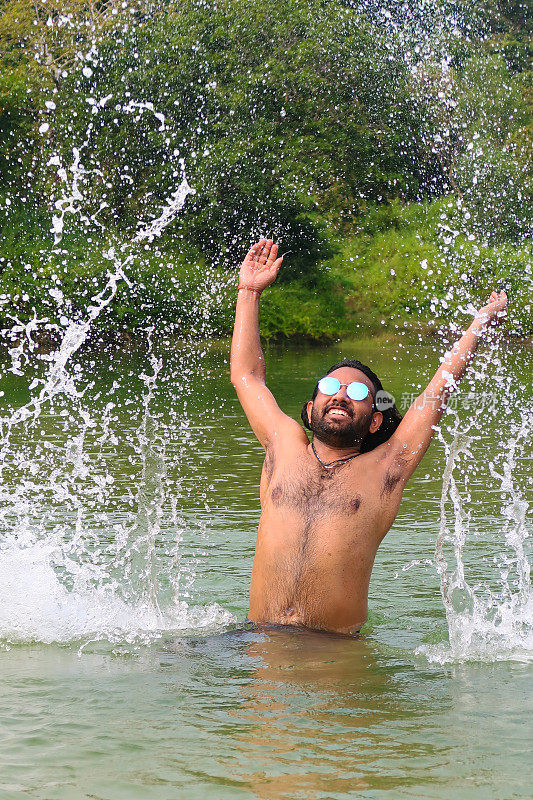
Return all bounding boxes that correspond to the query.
[232,237,303,450]
[238,239,283,293]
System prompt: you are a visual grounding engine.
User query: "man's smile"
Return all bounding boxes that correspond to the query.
[325,404,352,419]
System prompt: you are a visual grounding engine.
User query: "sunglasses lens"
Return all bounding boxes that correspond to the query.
[347,382,369,401]
[318,377,340,395]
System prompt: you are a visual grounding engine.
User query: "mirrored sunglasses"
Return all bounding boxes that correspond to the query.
[317,377,371,401]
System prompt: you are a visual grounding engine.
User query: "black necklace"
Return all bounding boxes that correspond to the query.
[311,441,360,470]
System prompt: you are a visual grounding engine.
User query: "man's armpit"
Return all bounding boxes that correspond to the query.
[262,447,275,482]
[377,447,410,498]
[380,462,407,498]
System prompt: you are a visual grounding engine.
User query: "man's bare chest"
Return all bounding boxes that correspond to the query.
[266,461,369,521]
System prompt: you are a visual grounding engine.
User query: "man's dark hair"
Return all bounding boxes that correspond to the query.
[300,359,403,453]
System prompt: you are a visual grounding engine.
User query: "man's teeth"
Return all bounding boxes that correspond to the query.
[328,408,349,417]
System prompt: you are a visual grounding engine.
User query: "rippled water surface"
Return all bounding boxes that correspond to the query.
[0,336,531,799]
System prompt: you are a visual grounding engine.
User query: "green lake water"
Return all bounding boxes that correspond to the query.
[0,334,531,799]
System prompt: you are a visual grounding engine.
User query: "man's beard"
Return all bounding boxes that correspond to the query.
[310,402,372,448]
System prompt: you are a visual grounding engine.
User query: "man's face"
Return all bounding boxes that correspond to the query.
[307,367,380,448]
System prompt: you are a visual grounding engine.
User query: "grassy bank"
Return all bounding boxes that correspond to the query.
[323,199,531,337]
[253,197,531,339]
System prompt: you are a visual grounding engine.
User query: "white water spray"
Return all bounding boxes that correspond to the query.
[0,102,234,647]
[418,342,532,664]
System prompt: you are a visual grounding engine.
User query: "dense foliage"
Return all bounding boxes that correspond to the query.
[0,0,531,339]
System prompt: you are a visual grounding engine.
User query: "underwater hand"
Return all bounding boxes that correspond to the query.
[475,290,508,328]
[238,239,283,293]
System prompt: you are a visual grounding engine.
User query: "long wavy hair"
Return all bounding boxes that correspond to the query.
[300,359,403,453]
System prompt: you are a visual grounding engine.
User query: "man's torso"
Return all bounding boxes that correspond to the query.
[248,434,406,634]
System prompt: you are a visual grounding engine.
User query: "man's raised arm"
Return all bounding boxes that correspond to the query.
[385,290,508,478]
[230,239,305,450]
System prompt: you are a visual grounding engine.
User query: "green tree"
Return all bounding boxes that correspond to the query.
[40,0,439,277]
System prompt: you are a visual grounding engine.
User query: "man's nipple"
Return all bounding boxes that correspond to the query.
[271,486,282,502]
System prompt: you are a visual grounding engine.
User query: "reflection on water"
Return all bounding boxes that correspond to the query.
[232,630,402,799]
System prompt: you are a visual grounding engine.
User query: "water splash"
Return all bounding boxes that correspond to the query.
[0,93,234,646]
[0,541,233,647]
[418,342,532,664]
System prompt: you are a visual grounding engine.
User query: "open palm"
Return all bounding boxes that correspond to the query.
[239,239,283,293]
[478,290,508,327]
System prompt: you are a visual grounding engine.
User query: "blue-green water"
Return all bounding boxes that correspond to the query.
[0,336,531,799]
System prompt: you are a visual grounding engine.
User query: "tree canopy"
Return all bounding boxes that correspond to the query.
[0,0,531,336]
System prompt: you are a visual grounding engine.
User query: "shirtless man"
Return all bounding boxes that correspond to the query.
[231,238,507,635]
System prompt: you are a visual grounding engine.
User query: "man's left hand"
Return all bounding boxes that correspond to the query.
[476,290,508,328]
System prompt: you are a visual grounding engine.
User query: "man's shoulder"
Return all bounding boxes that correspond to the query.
[260,430,310,487]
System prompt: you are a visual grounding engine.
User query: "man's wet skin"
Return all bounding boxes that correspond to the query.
[248,365,404,635]
[231,238,507,635]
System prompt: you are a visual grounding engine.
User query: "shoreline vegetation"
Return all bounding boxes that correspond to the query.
[0,0,531,342]
[2,195,530,346]
[1,315,530,358]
